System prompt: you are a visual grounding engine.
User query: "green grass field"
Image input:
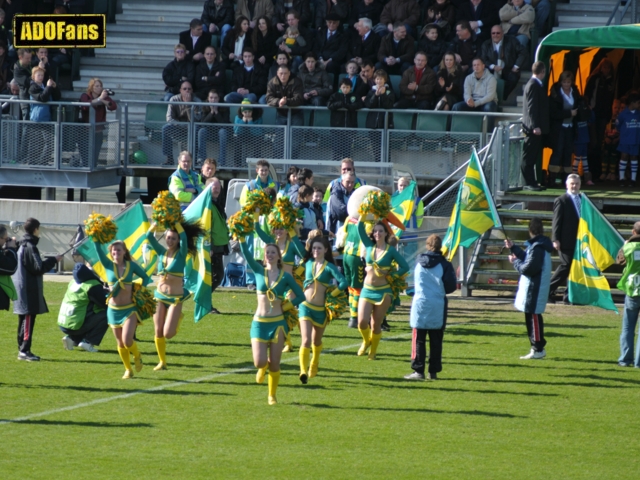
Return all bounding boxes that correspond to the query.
[1,283,638,479]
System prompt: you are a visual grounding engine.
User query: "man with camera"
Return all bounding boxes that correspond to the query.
[0,224,18,312]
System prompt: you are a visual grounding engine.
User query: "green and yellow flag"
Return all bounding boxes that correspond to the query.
[76,201,157,282]
[568,194,623,312]
[441,148,502,261]
[391,180,423,237]
[183,185,213,323]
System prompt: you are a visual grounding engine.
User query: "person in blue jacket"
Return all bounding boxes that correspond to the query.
[616,93,640,187]
[405,234,456,381]
[505,217,553,360]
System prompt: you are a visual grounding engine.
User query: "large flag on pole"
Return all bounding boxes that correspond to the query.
[391,179,423,237]
[76,200,157,281]
[183,184,213,323]
[441,148,502,261]
[568,194,623,312]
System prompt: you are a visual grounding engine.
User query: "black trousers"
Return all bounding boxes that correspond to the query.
[17,314,37,353]
[211,253,224,293]
[524,312,546,351]
[394,98,432,110]
[522,132,543,186]
[411,327,444,374]
[549,249,573,300]
[59,311,109,346]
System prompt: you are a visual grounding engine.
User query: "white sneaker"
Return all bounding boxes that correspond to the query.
[520,348,546,360]
[78,341,98,353]
[62,336,76,351]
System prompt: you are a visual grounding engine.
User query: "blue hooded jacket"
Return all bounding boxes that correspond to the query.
[510,234,553,314]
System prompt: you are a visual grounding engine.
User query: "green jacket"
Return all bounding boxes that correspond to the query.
[617,237,640,297]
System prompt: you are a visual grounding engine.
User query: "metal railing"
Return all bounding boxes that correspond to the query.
[607,0,636,25]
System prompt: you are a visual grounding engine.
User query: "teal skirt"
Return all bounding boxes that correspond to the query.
[360,283,393,305]
[154,289,192,307]
[107,303,141,327]
[299,301,328,328]
[251,315,289,343]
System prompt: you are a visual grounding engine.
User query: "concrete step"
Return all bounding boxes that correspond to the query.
[106,24,185,37]
[78,67,163,79]
[122,1,202,12]
[73,79,166,91]
[115,14,200,27]
[106,35,178,47]
[557,15,624,24]
[79,57,168,69]
[93,45,170,59]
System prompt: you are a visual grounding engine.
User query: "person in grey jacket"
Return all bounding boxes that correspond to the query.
[14,218,62,361]
[405,234,456,381]
[452,57,497,113]
[505,217,553,360]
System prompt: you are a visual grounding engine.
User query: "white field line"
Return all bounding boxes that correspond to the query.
[0,333,412,425]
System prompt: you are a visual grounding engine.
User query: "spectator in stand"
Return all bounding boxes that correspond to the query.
[252,16,279,68]
[376,22,415,76]
[395,51,437,109]
[179,19,213,64]
[197,89,230,166]
[32,48,56,84]
[548,71,580,186]
[0,224,17,313]
[233,99,264,164]
[79,77,117,166]
[169,151,205,209]
[452,57,497,114]
[14,218,63,362]
[273,0,311,32]
[199,157,217,184]
[449,21,477,73]
[278,166,299,198]
[526,0,551,37]
[1,78,20,116]
[456,0,501,47]
[278,10,313,73]
[27,67,60,165]
[349,0,384,30]
[423,0,457,39]
[350,18,381,69]
[206,176,229,315]
[358,60,376,99]
[480,25,526,101]
[288,167,314,204]
[299,52,332,107]
[499,0,535,47]
[267,52,293,86]
[0,40,11,94]
[344,61,367,99]
[315,0,349,29]
[328,171,357,233]
[276,26,307,74]
[312,187,327,229]
[266,63,304,127]
[194,46,226,101]
[328,77,363,160]
[418,24,446,71]
[13,48,33,120]
[224,48,268,104]
[314,13,349,78]
[163,44,195,102]
[222,16,251,68]
[376,0,421,37]
[236,0,275,29]
[163,81,203,166]
[201,0,234,44]
[365,69,395,161]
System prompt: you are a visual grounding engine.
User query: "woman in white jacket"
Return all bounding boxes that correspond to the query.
[405,235,457,380]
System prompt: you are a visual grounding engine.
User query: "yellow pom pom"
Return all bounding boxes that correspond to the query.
[131,283,156,320]
[84,213,117,244]
[358,190,392,221]
[151,191,183,230]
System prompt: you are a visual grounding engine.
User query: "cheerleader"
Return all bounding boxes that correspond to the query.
[146,221,204,370]
[93,239,151,379]
[356,219,409,359]
[298,236,347,383]
[238,237,304,405]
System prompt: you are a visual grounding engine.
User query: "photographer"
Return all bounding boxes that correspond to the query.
[79,77,117,167]
[0,224,18,312]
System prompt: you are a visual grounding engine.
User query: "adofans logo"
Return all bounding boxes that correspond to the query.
[13,14,106,48]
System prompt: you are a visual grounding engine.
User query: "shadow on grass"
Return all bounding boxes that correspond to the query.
[554,373,640,386]
[457,377,632,389]
[1,383,232,396]
[6,419,154,428]
[169,340,248,348]
[44,358,121,365]
[293,403,525,418]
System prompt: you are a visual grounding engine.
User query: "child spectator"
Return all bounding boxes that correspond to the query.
[617,93,640,187]
[417,24,446,71]
[267,52,293,83]
[601,99,622,182]
[233,99,263,164]
[295,185,317,241]
[328,77,363,159]
[345,60,367,99]
[365,69,395,161]
[312,187,326,230]
[276,26,306,51]
[573,100,595,186]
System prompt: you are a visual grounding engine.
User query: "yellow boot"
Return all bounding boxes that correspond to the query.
[154,337,167,371]
[299,347,310,384]
[357,326,371,356]
[310,344,323,378]
[282,332,293,353]
[118,346,133,379]
[129,341,143,372]
[256,366,267,384]
[268,370,280,405]
[369,332,382,360]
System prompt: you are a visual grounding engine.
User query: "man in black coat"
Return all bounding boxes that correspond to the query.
[224,49,268,103]
[550,174,581,303]
[521,61,549,190]
[163,44,196,101]
[376,23,415,75]
[480,25,527,100]
[350,18,381,68]
[201,0,234,40]
[207,177,229,314]
[456,0,501,47]
[0,224,18,312]
[179,18,213,64]
[314,13,349,77]
[273,0,311,32]
[448,21,477,72]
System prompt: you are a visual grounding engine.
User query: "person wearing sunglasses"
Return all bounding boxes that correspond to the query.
[163,44,195,102]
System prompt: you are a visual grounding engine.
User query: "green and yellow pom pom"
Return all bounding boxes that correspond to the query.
[358,190,391,220]
[132,283,156,321]
[283,307,299,331]
[84,213,117,244]
[245,190,272,216]
[326,289,349,323]
[386,272,408,314]
[293,264,305,289]
[151,191,183,229]
[227,209,255,239]
[268,196,303,231]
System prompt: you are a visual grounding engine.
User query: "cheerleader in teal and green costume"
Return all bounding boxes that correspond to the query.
[356,218,409,360]
[298,236,347,384]
[93,239,152,379]
[339,217,366,327]
[145,221,204,371]
[238,237,304,405]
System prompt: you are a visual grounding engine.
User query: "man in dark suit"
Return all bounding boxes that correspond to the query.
[550,174,581,303]
[456,0,500,47]
[480,25,527,100]
[314,13,349,77]
[179,19,213,64]
[521,61,549,191]
[350,17,381,68]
